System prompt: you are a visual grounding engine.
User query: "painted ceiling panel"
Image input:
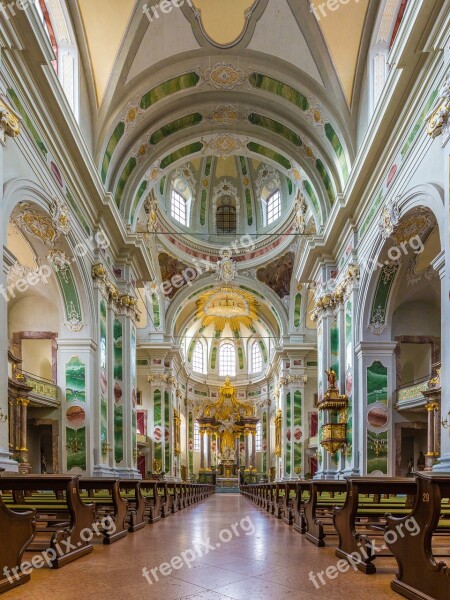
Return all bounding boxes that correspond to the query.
[192,0,256,46]
[248,0,323,85]
[126,7,201,85]
[311,0,370,105]
[78,0,136,104]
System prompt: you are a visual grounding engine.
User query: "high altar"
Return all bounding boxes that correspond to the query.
[197,378,259,480]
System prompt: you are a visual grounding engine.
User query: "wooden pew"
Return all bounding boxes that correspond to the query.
[177,483,186,509]
[157,482,172,517]
[79,478,128,544]
[0,474,95,567]
[261,484,269,508]
[119,481,146,532]
[292,481,311,534]
[140,480,161,523]
[282,482,298,525]
[386,473,450,600]
[303,480,347,546]
[167,482,179,513]
[0,494,35,593]
[334,477,417,574]
[274,483,285,519]
[266,484,275,515]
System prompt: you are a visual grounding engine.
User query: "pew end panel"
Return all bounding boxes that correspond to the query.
[387,474,450,600]
[0,499,36,593]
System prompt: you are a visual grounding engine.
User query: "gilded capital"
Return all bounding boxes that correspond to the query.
[0,99,20,145]
[427,76,450,140]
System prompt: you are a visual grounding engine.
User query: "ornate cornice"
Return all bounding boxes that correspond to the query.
[92,263,140,322]
[311,293,336,322]
[147,373,175,386]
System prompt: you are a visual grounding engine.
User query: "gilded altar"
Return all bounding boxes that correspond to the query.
[198,378,259,474]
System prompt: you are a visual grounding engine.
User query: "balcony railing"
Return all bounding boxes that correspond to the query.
[395,372,434,410]
[22,371,59,408]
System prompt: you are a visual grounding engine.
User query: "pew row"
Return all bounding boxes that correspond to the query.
[0,475,95,567]
[386,473,450,600]
[334,477,417,574]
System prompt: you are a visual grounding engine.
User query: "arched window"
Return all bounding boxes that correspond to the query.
[251,341,263,373]
[171,190,188,225]
[219,343,236,377]
[216,196,236,234]
[267,190,281,225]
[192,342,204,374]
[255,422,262,452]
[36,0,80,119]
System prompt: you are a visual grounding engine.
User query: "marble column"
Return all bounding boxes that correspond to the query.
[58,339,96,475]
[19,399,31,472]
[0,100,21,471]
[432,252,450,471]
[315,310,335,479]
[251,431,256,468]
[205,429,211,469]
[425,402,436,471]
[355,342,397,476]
[200,427,205,469]
[244,430,250,469]
[115,312,139,479]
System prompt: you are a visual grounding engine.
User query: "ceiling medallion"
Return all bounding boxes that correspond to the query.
[392,211,432,245]
[208,104,242,126]
[201,134,248,157]
[14,203,58,246]
[215,251,237,284]
[202,63,246,90]
[196,287,259,333]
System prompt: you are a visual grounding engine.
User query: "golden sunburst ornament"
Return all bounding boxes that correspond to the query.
[196,287,259,333]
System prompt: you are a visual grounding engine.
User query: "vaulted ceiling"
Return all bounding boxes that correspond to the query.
[75,0,371,109]
[68,0,382,232]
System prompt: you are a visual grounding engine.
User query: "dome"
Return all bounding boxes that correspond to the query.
[157,156,295,246]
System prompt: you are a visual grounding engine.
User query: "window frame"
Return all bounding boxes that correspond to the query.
[251,341,263,374]
[266,190,281,225]
[216,204,237,235]
[219,343,236,377]
[255,422,262,452]
[192,341,205,374]
[194,422,200,451]
[171,189,188,226]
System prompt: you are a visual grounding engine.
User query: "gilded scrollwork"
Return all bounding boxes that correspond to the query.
[92,263,140,322]
[0,98,20,144]
[427,75,450,140]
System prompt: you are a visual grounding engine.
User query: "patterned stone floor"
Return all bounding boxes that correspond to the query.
[2,494,400,599]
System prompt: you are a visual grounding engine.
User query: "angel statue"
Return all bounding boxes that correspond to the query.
[325,368,337,390]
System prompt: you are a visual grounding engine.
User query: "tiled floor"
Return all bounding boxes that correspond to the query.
[2,494,400,599]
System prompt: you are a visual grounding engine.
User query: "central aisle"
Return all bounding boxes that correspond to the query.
[3,493,399,600]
